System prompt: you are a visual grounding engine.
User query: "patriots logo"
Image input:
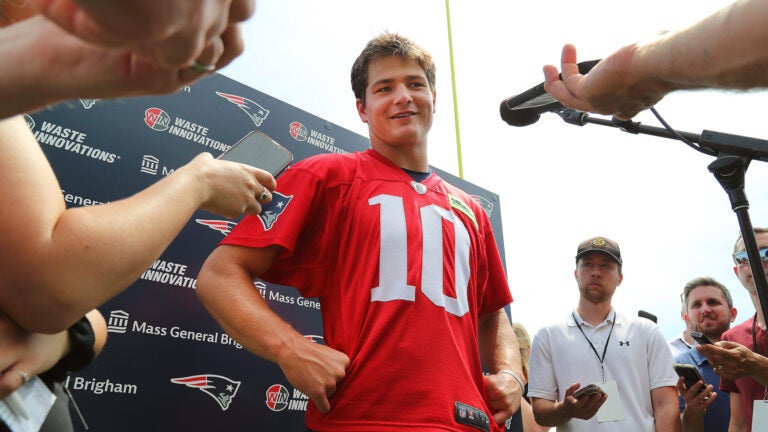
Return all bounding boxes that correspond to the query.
[170,374,241,411]
[471,195,494,217]
[79,98,98,109]
[196,219,238,236]
[216,92,270,127]
[259,191,292,231]
[303,335,326,345]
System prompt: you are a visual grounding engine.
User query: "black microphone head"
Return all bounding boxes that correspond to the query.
[499,101,541,127]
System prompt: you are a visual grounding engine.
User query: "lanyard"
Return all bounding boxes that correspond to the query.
[753,313,762,356]
[573,311,616,383]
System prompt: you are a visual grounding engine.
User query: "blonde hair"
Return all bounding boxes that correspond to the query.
[512,322,531,380]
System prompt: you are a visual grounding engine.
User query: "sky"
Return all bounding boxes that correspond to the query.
[221,0,768,343]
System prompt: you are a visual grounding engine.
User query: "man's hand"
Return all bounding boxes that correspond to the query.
[698,340,768,382]
[277,338,349,413]
[484,371,523,424]
[560,382,607,421]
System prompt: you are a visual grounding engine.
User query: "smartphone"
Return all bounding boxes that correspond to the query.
[573,383,604,399]
[218,130,293,177]
[674,363,707,393]
[690,331,713,345]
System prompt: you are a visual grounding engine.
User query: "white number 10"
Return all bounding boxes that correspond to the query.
[368,194,470,317]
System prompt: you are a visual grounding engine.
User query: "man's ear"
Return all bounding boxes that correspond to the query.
[356,98,368,123]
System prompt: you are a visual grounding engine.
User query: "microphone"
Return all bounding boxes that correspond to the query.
[500,59,601,127]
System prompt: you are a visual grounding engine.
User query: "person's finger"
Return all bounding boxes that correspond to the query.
[559,44,582,81]
[216,25,245,70]
[229,0,256,23]
[312,393,331,413]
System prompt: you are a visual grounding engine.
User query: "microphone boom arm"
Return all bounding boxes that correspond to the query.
[553,106,768,326]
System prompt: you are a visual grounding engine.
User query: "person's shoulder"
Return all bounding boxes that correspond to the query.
[287,150,363,179]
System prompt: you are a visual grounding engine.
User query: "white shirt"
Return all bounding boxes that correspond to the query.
[528,308,678,432]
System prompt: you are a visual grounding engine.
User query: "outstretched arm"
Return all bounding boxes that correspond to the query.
[0,116,276,333]
[543,0,768,119]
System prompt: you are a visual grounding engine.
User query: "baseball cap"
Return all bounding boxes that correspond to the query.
[575,236,622,265]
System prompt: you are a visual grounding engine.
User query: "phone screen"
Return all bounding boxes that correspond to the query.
[218,131,293,177]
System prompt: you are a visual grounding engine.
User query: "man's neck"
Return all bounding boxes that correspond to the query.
[371,142,428,172]
[576,300,613,326]
[750,292,768,330]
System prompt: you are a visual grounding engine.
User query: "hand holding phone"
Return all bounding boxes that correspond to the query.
[674,363,707,393]
[573,383,605,399]
[218,130,293,177]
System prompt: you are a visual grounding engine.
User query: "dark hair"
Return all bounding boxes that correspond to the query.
[350,32,436,105]
[681,276,733,309]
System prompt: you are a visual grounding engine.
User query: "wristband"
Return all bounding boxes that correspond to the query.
[498,369,525,389]
[40,316,96,383]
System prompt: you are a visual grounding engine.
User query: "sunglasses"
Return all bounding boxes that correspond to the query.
[732,247,768,266]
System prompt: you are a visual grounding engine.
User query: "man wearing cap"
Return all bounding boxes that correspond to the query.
[527,236,680,431]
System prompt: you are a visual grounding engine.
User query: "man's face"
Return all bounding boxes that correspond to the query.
[574,252,622,303]
[733,232,768,295]
[356,56,435,151]
[685,285,736,339]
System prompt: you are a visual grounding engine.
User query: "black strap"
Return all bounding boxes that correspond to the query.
[573,311,616,378]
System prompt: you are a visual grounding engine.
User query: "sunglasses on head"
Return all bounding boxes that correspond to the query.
[733,247,768,266]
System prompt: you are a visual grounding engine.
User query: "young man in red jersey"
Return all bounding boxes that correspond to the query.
[197,32,523,431]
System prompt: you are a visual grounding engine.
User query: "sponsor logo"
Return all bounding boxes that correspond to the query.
[139,259,197,289]
[143,106,229,151]
[141,155,160,175]
[259,191,293,231]
[79,99,98,109]
[216,92,270,127]
[471,195,494,217]
[106,310,244,349]
[449,194,478,229]
[23,114,34,130]
[289,122,307,142]
[265,385,309,412]
[107,310,129,334]
[65,376,138,395]
[144,107,171,131]
[61,188,107,207]
[289,121,349,154]
[171,375,241,411]
[33,121,120,164]
[140,155,176,176]
[196,219,238,236]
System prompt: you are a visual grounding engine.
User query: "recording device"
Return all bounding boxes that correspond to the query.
[673,363,707,393]
[499,59,601,127]
[637,310,657,323]
[690,331,713,345]
[218,130,293,177]
[573,383,605,399]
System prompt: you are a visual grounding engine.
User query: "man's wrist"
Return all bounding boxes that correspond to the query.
[498,369,525,389]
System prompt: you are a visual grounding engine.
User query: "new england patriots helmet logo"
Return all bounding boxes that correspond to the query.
[216,92,270,127]
[196,219,238,236]
[259,191,292,231]
[170,374,241,411]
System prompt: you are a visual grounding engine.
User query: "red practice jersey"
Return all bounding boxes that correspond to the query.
[222,149,512,431]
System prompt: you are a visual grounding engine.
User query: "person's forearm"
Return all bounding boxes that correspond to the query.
[746,351,768,386]
[681,410,704,432]
[632,0,768,93]
[531,399,570,427]
[479,309,522,377]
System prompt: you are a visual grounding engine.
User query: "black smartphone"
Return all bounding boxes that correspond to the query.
[690,331,713,345]
[674,363,707,393]
[218,130,293,177]
[573,383,604,399]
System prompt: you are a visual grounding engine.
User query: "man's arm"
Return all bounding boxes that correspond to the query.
[0,115,276,333]
[678,377,717,432]
[543,0,768,119]
[728,392,746,432]
[196,244,349,413]
[478,309,523,424]
[651,386,682,432]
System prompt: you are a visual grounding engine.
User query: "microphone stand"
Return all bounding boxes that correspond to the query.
[555,107,768,324]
